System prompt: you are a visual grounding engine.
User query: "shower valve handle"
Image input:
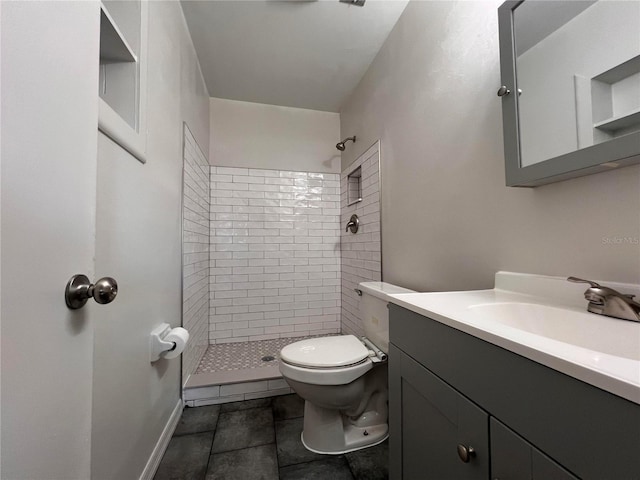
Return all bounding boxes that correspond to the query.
[346,214,359,234]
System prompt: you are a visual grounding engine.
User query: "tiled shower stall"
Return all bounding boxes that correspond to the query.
[208,166,342,343]
[182,130,382,404]
[341,142,382,338]
[182,126,211,381]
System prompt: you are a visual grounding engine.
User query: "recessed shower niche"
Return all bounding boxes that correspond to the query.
[347,165,363,206]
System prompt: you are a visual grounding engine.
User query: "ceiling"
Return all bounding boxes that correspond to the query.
[181,0,409,113]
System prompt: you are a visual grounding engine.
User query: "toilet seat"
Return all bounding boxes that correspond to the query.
[280,335,369,368]
[279,357,373,385]
[279,335,373,385]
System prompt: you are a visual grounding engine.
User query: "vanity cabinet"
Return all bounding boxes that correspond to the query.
[388,304,640,480]
[491,418,577,480]
[395,349,489,479]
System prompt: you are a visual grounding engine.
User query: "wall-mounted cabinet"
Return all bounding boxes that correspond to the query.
[98,1,148,163]
[498,0,640,187]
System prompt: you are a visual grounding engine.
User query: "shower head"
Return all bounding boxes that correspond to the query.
[336,136,356,151]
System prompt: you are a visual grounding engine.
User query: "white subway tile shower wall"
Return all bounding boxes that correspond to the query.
[341,143,382,337]
[209,167,341,343]
[182,126,211,381]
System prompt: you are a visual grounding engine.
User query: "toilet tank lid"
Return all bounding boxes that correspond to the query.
[358,282,415,301]
[280,335,369,368]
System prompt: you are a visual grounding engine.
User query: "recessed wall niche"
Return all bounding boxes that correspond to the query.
[98,0,148,163]
[591,55,640,141]
[575,55,640,150]
[347,166,362,206]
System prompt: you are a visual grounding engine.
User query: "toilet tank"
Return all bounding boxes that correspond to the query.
[359,282,415,353]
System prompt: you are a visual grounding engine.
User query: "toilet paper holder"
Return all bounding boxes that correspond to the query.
[150,323,183,362]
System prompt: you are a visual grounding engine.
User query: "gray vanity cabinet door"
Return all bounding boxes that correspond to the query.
[490,417,531,480]
[531,450,579,480]
[392,348,489,479]
[491,418,578,480]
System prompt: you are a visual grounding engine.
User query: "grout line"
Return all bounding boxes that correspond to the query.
[345,451,357,479]
[209,439,277,457]
[201,436,214,480]
[171,427,218,438]
[272,398,281,474]
[202,406,222,475]
[280,456,347,469]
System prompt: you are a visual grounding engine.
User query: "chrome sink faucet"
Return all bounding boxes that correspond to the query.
[568,277,640,322]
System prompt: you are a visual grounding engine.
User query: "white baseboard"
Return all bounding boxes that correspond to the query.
[139,398,183,480]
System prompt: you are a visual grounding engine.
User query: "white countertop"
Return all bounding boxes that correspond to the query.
[388,272,640,405]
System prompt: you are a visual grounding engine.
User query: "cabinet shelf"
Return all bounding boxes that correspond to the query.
[99,5,136,64]
[594,108,640,132]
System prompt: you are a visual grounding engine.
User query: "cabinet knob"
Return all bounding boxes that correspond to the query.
[497,85,511,97]
[457,444,476,463]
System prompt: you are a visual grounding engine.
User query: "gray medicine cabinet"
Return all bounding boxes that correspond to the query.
[498,0,640,187]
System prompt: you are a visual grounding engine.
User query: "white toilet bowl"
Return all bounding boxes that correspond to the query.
[278,282,414,455]
[280,334,388,454]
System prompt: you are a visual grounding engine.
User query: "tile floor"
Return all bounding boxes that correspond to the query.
[154,394,388,480]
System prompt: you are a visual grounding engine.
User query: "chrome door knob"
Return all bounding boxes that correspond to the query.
[65,274,118,309]
[92,277,118,304]
[457,444,476,463]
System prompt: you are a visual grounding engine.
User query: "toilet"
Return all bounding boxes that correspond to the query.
[279,281,414,454]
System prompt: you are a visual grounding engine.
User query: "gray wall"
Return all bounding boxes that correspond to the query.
[91,2,211,478]
[340,0,640,291]
[210,98,341,173]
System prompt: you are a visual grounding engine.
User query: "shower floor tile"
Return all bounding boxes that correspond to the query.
[186,335,339,405]
[195,335,322,374]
